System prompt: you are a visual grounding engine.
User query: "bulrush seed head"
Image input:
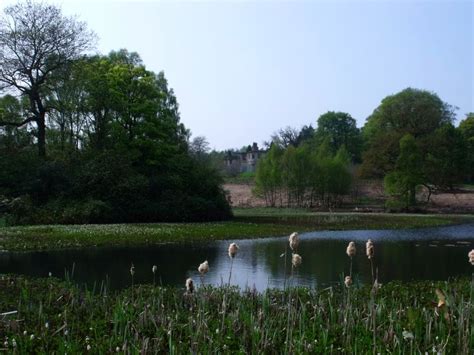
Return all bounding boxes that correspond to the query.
[289,232,299,252]
[366,239,374,259]
[130,264,135,277]
[186,278,194,293]
[228,243,239,259]
[292,253,302,268]
[344,276,352,288]
[468,249,474,265]
[152,265,157,274]
[346,242,356,257]
[198,260,209,275]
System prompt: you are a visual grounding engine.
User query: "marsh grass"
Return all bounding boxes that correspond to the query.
[0,212,470,252]
[0,275,472,353]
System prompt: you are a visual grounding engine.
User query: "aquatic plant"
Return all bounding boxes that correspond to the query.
[185,277,194,294]
[289,232,299,252]
[152,265,157,286]
[198,260,209,285]
[344,275,352,288]
[366,239,375,283]
[227,243,239,285]
[291,253,302,268]
[346,241,356,277]
[0,275,471,353]
[228,243,239,259]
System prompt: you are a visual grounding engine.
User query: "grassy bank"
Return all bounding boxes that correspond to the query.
[233,208,473,230]
[0,275,472,353]
[0,211,472,251]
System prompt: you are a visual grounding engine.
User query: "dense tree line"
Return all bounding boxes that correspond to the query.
[256,89,473,210]
[254,141,352,208]
[0,1,231,224]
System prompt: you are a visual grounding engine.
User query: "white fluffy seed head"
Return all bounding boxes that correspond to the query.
[185,278,194,293]
[228,243,239,258]
[198,260,209,275]
[468,249,474,265]
[152,265,157,274]
[130,264,135,277]
[366,239,374,259]
[292,253,302,268]
[289,232,299,252]
[344,276,352,288]
[346,242,356,257]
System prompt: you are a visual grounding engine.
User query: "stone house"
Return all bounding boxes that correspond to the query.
[224,143,266,175]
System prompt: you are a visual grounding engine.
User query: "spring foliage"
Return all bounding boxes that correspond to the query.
[254,142,352,208]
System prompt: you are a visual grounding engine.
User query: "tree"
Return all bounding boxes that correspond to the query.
[458,113,474,182]
[295,125,315,146]
[254,143,284,207]
[0,1,94,156]
[423,124,466,190]
[362,88,455,177]
[189,136,211,158]
[270,126,299,148]
[384,134,424,208]
[0,94,31,150]
[314,111,362,162]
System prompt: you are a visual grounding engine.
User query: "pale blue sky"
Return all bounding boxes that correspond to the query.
[2,0,473,150]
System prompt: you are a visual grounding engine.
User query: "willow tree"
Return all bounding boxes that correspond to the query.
[0,1,94,157]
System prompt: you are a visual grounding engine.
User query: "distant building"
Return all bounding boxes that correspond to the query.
[224,142,266,174]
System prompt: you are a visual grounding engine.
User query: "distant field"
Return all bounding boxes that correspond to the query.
[224,181,474,213]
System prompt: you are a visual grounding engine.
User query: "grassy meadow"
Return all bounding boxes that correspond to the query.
[0,275,472,353]
[0,210,471,251]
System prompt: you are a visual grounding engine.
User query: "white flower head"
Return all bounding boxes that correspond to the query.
[468,249,474,265]
[198,260,209,275]
[346,242,356,257]
[292,253,302,268]
[289,232,299,252]
[228,243,239,258]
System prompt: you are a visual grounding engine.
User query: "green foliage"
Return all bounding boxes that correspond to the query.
[384,134,424,208]
[314,111,362,162]
[458,113,474,182]
[423,124,467,189]
[1,275,472,353]
[254,142,352,208]
[362,88,456,178]
[0,50,231,224]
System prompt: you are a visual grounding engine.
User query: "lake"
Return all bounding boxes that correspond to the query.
[1,223,473,291]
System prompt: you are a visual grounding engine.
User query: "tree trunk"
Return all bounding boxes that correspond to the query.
[37,111,46,157]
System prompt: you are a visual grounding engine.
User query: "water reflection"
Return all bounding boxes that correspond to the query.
[1,223,473,291]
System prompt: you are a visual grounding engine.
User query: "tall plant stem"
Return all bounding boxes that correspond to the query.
[370,258,374,284]
[350,257,353,278]
[228,258,234,286]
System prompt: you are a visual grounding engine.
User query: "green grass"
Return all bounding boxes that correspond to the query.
[0,211,472,251]
[0,274,472,353]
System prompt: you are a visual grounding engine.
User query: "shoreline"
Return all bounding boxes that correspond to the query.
[0,211,472,252]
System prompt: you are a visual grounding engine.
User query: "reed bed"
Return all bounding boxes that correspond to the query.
[0,275,472,353]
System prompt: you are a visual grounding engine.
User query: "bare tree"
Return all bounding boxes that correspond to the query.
[270,126,299,148]
[0,0,95,156]
[190,135,210,157]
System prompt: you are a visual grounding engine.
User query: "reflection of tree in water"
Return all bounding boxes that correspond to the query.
[1,233,472,290]
[247,238,473,287]
[0,245,221,291]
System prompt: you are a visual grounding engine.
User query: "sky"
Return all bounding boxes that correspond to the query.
[1,0,473,150]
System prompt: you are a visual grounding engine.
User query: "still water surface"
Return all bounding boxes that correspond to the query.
[1,224,473,291]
